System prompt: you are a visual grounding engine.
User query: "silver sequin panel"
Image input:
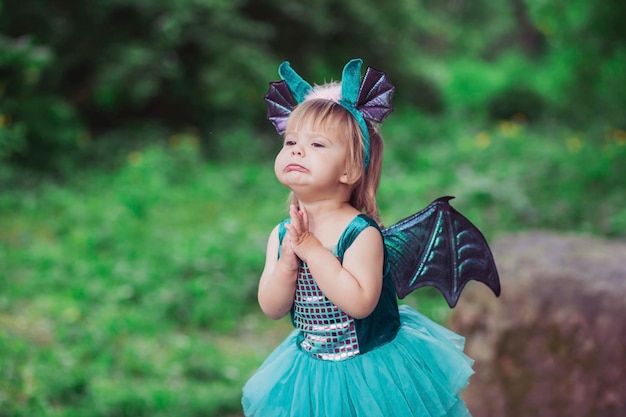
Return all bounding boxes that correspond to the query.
[293,262,360,361]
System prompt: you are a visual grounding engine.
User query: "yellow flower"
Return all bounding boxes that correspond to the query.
[475,132,491,148]
[498,120,522,138]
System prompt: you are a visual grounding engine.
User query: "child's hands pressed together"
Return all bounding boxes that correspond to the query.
[285,205,321,263]
[276,208,301,273]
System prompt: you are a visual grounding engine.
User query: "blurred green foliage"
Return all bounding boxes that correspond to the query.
[1,0,626,416]
[2,120,625,416]
[1,139,286,416]
[1,0,625,172]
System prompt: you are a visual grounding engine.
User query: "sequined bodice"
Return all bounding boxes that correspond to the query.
[292,261,360,361]
[280,215,401,361]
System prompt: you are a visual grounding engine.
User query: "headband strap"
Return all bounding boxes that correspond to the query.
[338,60,371,169]
[264,58,395,171]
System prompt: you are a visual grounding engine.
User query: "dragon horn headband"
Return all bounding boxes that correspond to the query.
[264,58,395,170]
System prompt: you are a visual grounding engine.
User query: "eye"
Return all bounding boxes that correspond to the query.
[284,139,296,146]
[311,142,325,148]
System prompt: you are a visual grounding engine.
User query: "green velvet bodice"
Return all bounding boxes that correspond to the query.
[278,215,400,359]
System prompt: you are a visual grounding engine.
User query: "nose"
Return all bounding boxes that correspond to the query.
[291,146,304,156]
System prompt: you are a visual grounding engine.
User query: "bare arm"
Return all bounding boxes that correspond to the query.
[287,206,384,319]
[257,225,299,320]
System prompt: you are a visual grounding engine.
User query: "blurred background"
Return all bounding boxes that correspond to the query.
[1,0,625,416]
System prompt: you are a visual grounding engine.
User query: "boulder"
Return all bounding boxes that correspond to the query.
[449,231,626,417]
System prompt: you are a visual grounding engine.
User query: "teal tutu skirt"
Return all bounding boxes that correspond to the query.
[242,305,474,417]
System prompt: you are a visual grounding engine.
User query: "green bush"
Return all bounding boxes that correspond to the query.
[3,0,626,173]
[0,140,285,416]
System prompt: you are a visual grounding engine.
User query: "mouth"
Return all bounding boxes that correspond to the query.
[285,163,308,173]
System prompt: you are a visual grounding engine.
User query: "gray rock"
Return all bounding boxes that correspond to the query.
[449,231,626,417]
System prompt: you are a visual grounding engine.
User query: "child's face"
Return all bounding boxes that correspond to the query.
[274,118,352,196]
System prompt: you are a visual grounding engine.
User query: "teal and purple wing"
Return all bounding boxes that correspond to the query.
[382,196,500,308]
[264,80,298,135]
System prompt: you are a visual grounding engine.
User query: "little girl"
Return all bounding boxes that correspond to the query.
[242,59,475,417]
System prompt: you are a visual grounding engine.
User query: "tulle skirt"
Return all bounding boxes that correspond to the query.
[242,305,474,417]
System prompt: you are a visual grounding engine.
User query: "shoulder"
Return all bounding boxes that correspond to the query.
[276,218,290,244]
[341,214,382,242]
[336,214,383,259]
[265,219,290,258]
[353,214,382,232]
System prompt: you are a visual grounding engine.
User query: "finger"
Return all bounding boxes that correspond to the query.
[300,206,309,231]
[283,234,294,252]
[285,223,296,239]
[289,205,302,234]
[285,224,299,246]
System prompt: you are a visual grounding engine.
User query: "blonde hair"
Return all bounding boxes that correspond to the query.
[284,99,384,225]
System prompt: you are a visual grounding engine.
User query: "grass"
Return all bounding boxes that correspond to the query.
[1,114,625,416]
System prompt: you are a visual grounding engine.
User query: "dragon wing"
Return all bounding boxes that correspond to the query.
[382,196,501,307]
[355,66,395,123]
[264,80,298,135]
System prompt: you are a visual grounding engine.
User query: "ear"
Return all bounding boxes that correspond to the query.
[340,169,361,185]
